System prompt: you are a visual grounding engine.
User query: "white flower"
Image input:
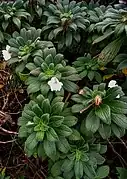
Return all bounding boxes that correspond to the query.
[108,80,120,98]
[108,80,118,88]
[2,45,11,61]
[26,121,34,126]
[48,77,63,91]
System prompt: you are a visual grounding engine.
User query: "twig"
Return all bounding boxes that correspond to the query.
[65,92,71,103]
[14,91,22,107]
[0,70,10,75]
[119,138,127,150]
[0,110,7,116]
[0,139,16,144]
[107,139,127,167]
[0,126,18,135]
[2,93,9,110]
[8,111,21,115]
[5,135,16,167]
[80,102,95,113]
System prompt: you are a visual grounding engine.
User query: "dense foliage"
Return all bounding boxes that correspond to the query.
[1,0,127,178]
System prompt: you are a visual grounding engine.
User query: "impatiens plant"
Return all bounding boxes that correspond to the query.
[72,82,127,139]
[6,27,53,73]
[48,141,109,179]
[42,0,89,49]
[73,53,102,83]
[0,0,30,30]
[96,7,127,35]
[18,94,78,159]
[25,47,80,95]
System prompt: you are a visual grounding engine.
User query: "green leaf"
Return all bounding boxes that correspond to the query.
[44,140,56,159]
[27,80,40,94]
[41,113,50,124]
[94,72,102,83]
[109,100,127,114]
[38,143,46,158]
[40,83,50,96]
[65,31,72,47]
[53,27,63,37]
[86,109,100,133]
[61,159,74,172]
[88,71,95,81]
[51,161,62,177]
[95,104,111,125]
[98,38,123,66]
[71,104,84,113]
[16,62,26,73]
[116,167,127,179]
[62,80,79,93]
[26,63,37,71]
[36,131,44,141]
[46,127,59,141]
[42,99,51,113]
[112,113,127,129]
[98,124,111,139]
[47,16,60,25]
[56,124,72,137]
[74,161,83,178]
[2,21,9,31]
[19,73,29,81]
[96,166,109,178]
[56,138,70,153]
[32,104,43,116]
[99,145,107,154]
[106,86,124,100]
[90,152,105,165]
[25,133,38,150]
[50,116,64,127]
[13,17,21,29]
[51,102,64,115]
[93,30,114,44]
[68,129,81,141]
[63,116,78,127]
[19,126,28,137]
[111,123,125,138]
[0,31,4,42]
[83,164,95,178]
[51,96,63,106]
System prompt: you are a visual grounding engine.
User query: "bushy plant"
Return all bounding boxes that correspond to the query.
[26,47,80,95]
[73,53,102,82]
[42,0,89,49]
[72,83,127,139]
[7,27,53,73]
[96,7,127,35]
[18,94,78,159]
[48,141,109,179]
[0,0,30,33]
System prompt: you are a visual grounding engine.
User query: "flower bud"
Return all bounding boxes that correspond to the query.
[94,95,102,106]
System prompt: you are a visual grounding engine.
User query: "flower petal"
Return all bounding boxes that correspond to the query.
[2,50,11,61]
[108,80,118,88]
[48,77,63,91]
